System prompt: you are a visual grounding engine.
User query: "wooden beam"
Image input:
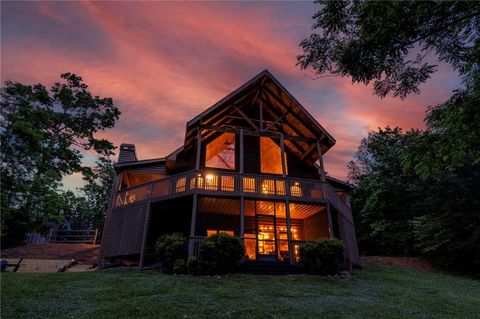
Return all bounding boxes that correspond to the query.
[280,133,287,177]
[195,128,202,171]
[239,128,244,174]
[200,124,317,143]
[259,97,264,131]
[316,140,327,181]
[263,109,290,132]
[300,144,317,161]
[231,104,259,131]
[262,86,321,140]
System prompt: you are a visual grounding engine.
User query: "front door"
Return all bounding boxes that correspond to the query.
[256,214,277,261]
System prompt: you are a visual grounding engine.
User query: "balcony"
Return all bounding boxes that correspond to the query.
[114,170,326,208]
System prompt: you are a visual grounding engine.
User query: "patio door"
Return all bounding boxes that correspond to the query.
[256,214,277,261]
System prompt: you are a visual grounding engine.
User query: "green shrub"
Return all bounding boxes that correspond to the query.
[196,233,245,275]
[299,238,344,275]
[155,233,187,271]
[173,259,186,275]
[187,257,202,276]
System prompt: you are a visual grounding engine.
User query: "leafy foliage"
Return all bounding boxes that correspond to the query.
[195,233,245,275]
[0,73,120,247]
[348,127,423,255]
[155,233,188,271]
[349,123,480,271]
[173,259,186,275]
[299,238,344,275]
[298,0,480,98]
[301,0,480,273]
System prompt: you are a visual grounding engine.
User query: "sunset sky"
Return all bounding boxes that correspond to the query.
[1,1,462,189]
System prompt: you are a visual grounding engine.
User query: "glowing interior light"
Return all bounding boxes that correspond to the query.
[206,174,214,181]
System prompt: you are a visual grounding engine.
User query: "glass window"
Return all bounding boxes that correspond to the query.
[205,133,236,170]
[260,137,287,175]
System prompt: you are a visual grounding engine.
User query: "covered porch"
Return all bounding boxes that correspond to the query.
[188,196,331,264]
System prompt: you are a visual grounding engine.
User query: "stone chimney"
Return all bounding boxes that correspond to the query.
[118,144,137,163]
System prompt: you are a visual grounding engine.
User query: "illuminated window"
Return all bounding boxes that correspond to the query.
[207,229,234,236]
[260,137,287,175]
[175,177,186,193]
[205,133,235,170]
[290,182,302,197]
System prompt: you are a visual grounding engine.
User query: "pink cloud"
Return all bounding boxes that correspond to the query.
[2,1,460,184]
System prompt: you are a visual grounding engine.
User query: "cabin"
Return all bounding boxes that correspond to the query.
[99,70,359,269]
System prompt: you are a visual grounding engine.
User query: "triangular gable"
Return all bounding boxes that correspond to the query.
[183,70,336,166]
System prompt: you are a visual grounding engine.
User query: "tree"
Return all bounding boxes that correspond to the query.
[298,1,480,98]
[301,0,480,271]
[349,127,480,271]
[81,157,116,229]
[0,73,120,247]
[348,127,423,255]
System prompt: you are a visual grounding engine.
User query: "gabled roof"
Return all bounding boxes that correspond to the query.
[183,70,336,162]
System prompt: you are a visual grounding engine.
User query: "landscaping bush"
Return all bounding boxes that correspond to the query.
[299,238,344,275]
[195,233,245,275]
[187,257,202,276]
[173,259,186,275]
[155,233,187,271]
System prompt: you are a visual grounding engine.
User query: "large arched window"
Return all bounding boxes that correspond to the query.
[205,132,236,170]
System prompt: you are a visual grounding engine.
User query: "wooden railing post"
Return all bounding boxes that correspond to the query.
[92,228,99,245]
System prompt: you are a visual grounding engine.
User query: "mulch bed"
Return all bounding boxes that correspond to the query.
[1,243,100,265]
[361,256,437,272]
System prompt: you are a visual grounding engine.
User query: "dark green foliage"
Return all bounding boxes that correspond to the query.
[299,238,344,275]
[348,127,423,255]
[187,257,202,276]
[195,233,245,275]
[0,73,120,247]
[299,0,480,98]
[155,233,187,271]
[349,124,480,272]
[304,1,480,272]
[173,259,186,275]
[411,168,480,271]
[80,158,116,229]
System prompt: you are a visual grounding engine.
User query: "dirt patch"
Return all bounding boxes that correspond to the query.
[361,256,436,272]
[1,243,100,265]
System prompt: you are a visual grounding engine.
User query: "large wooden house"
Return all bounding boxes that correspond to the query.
[100,70,359,268]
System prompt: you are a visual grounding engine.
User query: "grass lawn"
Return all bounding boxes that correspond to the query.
[1,264,479,319]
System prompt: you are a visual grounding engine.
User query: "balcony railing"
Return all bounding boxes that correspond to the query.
[114,170,326,207]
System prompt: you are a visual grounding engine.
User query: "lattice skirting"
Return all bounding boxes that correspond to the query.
[102,202,149,258]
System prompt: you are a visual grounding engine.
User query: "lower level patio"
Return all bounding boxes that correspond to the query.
[145,195,336,264]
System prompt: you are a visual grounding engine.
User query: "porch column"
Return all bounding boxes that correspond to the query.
[239,128,244,174]
[285,199,294,264]
[281,134,294,264]
[280,133,287,177]
[195,127,202,171]
[317,140,334,239]
[187,192,198,259]
[139,184,154,269]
